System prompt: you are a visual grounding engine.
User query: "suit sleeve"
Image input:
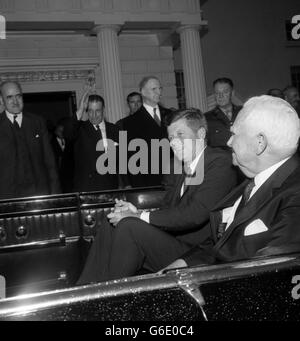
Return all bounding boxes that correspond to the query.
[184,188,300,266]
[149,154,237,232]
[255,190,300,256]
[182,237,216,266]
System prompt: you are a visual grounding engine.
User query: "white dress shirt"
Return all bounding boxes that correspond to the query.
[180,147,206,197]
[56,137,65,151]
[143,103,161,121]
[140,147,206,223]
[93,121,108,152]
[6,111,23,127]
[222,157,291,230]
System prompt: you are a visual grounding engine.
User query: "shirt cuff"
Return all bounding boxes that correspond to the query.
[140,210,150,223]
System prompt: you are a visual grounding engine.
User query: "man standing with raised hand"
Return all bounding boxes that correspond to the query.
[63,91,120,192]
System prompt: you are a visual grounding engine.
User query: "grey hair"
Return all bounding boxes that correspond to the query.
[237,95,300,156]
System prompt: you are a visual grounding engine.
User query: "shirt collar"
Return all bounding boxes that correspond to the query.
[6,111,23,125]
[254,157,291,188]
[143,103,159,117]
[93,120,105,130]
[188,146,206,174]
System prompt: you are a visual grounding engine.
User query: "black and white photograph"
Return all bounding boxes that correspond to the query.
[0,0,299,324]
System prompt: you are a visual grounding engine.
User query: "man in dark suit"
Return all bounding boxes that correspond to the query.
[205,78,242,149]
[51,120,74,193]
[64,93,120,192]
[283,86,300,118]
[115,92,143,130]
[164,95,300,270]
[77,109,237,284]
[0,81,60,200]
[121,76,171,188]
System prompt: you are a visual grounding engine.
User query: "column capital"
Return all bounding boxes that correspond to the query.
[176,24,202,35]
[94,24,122,35]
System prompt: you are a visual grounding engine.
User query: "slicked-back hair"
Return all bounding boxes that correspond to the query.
[213,77,234,89]
[267,88,284,98]
[127,92,142,103]
[283,85,299,96]
[166,108,208,135]
[87,94,105,108]
[139,76,160,91]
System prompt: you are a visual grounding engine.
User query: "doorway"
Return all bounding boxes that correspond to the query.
[23,91,77,132]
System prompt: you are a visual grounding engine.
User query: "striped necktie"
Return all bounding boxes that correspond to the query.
[235,179,256,216]
[13,114,20,129]
[153,108,161,126]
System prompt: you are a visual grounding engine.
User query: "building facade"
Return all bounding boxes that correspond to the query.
[0,0,208,122]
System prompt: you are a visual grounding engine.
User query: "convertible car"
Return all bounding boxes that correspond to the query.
[0,187,299,321]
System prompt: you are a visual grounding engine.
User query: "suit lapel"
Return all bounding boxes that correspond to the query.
[211,179,248,211]
[214,107,231,125]
[105,122,118,142]
[21,113,35,146]
[83,121,101,143]
[0,113,14,135]
[215,156,300,249]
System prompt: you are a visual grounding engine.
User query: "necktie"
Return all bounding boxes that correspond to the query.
[13,114,20,129]
[153,108,161,126]
[235,179,255,216]
[181,164,193,196]
[60,138,65,150]
[225,110,232,122]
[95,124,103,137]
[217,179,255,240]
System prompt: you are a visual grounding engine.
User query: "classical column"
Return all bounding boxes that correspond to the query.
[94,25,124,123]
[177,25,208,112]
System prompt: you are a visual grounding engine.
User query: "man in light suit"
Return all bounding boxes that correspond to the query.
[165,95,300,270]
[0,81,60,200]
[77,109,237,284]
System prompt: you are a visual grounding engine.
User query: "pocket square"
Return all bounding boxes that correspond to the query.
[244,219,268,236]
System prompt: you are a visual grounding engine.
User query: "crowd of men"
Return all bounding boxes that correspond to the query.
[1,77,300,284]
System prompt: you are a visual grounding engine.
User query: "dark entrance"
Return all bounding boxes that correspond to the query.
[23,91,77,132]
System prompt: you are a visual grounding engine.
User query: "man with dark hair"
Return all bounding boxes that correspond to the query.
[116,92,142,130]
[205,77,242,149]
[63,91,120,192]
[267,88,284,99]
[0,81,60,200]
[77,108,237,284]
[126,92,143,115]
[121,76,171,188]
[51,118,74,193]
[164,95,300,271]
[283,86,300,117]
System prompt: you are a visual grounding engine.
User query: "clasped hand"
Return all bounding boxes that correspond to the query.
[107,199,140,226]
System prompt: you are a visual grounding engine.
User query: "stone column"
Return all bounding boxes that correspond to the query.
[95,25,124,123]
[177,25,208,112]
